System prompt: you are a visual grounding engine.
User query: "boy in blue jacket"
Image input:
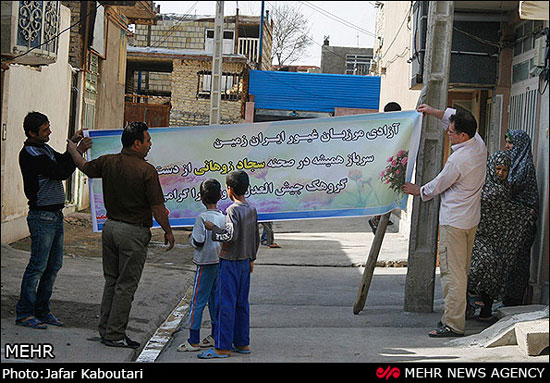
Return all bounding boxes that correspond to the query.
[178,179,225,352]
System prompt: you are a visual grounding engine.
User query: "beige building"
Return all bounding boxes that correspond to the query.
[1,3,73,244]
[1,1,156,244]
[372,1,549,304]
[125,13,272,127]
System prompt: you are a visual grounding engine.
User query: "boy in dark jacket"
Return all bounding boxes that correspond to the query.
[199,171,260,359]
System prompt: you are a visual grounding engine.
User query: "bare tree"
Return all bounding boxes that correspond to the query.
[270,3,312,66]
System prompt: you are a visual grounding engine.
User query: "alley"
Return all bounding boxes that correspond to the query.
[2,215,547,364]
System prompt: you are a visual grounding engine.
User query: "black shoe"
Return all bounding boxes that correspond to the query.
[104,336,140,349]
[368,218,377,234]
[429,325,464,338]
[477,306,494,322]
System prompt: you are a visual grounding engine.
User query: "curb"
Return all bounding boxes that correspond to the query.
[135,286,193,362]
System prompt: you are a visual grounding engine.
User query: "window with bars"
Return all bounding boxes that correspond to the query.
[345,55,371,76]
[509,89,539,146]
[509,20,543,147]
[196,71,242,101]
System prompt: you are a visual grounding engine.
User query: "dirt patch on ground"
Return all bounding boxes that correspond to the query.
[1,295,100,330]
[9,209,195,263]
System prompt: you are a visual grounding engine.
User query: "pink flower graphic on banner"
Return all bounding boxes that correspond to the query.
[379,149,409,199]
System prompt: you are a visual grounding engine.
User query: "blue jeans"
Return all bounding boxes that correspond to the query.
[215,258,251,350]
[16,210,64,320]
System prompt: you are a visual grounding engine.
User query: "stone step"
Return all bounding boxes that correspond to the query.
[447,306,549,349]
[515,318,549,356]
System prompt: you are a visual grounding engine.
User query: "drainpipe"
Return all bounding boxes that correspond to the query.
[235,6,239,54]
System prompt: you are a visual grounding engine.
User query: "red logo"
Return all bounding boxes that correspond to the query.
[376,366,401,380]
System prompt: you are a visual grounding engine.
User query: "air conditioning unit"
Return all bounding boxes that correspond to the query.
[1,1,60,66]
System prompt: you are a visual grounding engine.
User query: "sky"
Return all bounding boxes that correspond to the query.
[153,1,376,66]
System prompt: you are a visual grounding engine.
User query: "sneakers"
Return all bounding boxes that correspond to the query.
[200,335,215,348]
[103,336,140,349]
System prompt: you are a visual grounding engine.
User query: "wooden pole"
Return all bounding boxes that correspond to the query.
[353,212,391,314]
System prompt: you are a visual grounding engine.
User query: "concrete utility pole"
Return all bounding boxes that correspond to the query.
[258,1,265,69]
[209,1,224,125]
[404,1,454,312]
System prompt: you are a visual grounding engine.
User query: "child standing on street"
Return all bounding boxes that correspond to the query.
[198,170,260,359]
[177,179,225,352]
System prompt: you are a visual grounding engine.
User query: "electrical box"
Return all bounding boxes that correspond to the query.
[533,35,546,68]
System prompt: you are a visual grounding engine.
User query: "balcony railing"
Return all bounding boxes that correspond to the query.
[238,37,259,64]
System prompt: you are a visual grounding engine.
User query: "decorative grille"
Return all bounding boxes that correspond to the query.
[13,1,60,64]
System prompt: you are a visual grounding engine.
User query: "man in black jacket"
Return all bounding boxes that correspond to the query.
[16,111,91,329]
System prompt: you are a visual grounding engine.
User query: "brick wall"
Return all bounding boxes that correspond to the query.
[133,20,217,50]
[134,71,172,93]
[61,1,84,68]
[170,59,245,126]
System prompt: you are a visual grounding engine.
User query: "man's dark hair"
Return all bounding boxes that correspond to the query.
[383,102,402,112]
[200,179,222,205]
[226,170,249,196]
[23,111,49,138]
[121,121,148,148]
[449,110,477,139]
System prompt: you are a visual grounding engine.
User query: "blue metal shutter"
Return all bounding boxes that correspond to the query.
[249,70,380,113]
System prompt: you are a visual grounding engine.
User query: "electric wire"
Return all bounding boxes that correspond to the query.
[298,1,375,38]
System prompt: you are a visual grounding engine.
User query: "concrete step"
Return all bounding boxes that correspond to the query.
[497,304,548,319]
[515,318,549,356]
[448,306,549,349]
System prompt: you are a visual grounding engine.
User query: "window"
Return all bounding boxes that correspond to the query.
[84,52,99,103]
[83,52,99,131]
[512,60,530,84]
[345,55,371,75]
[513,20,544,57]
[205,29,235,54]
[196,71,242,101]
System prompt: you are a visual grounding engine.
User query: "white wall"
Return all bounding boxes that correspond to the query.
[375,1,422,237]
[1,5,73,244]
[377,2,421,112]
[533,70,549,304]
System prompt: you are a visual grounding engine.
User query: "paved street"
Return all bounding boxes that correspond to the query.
[2,216,547,364]
[155,218,546,363]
